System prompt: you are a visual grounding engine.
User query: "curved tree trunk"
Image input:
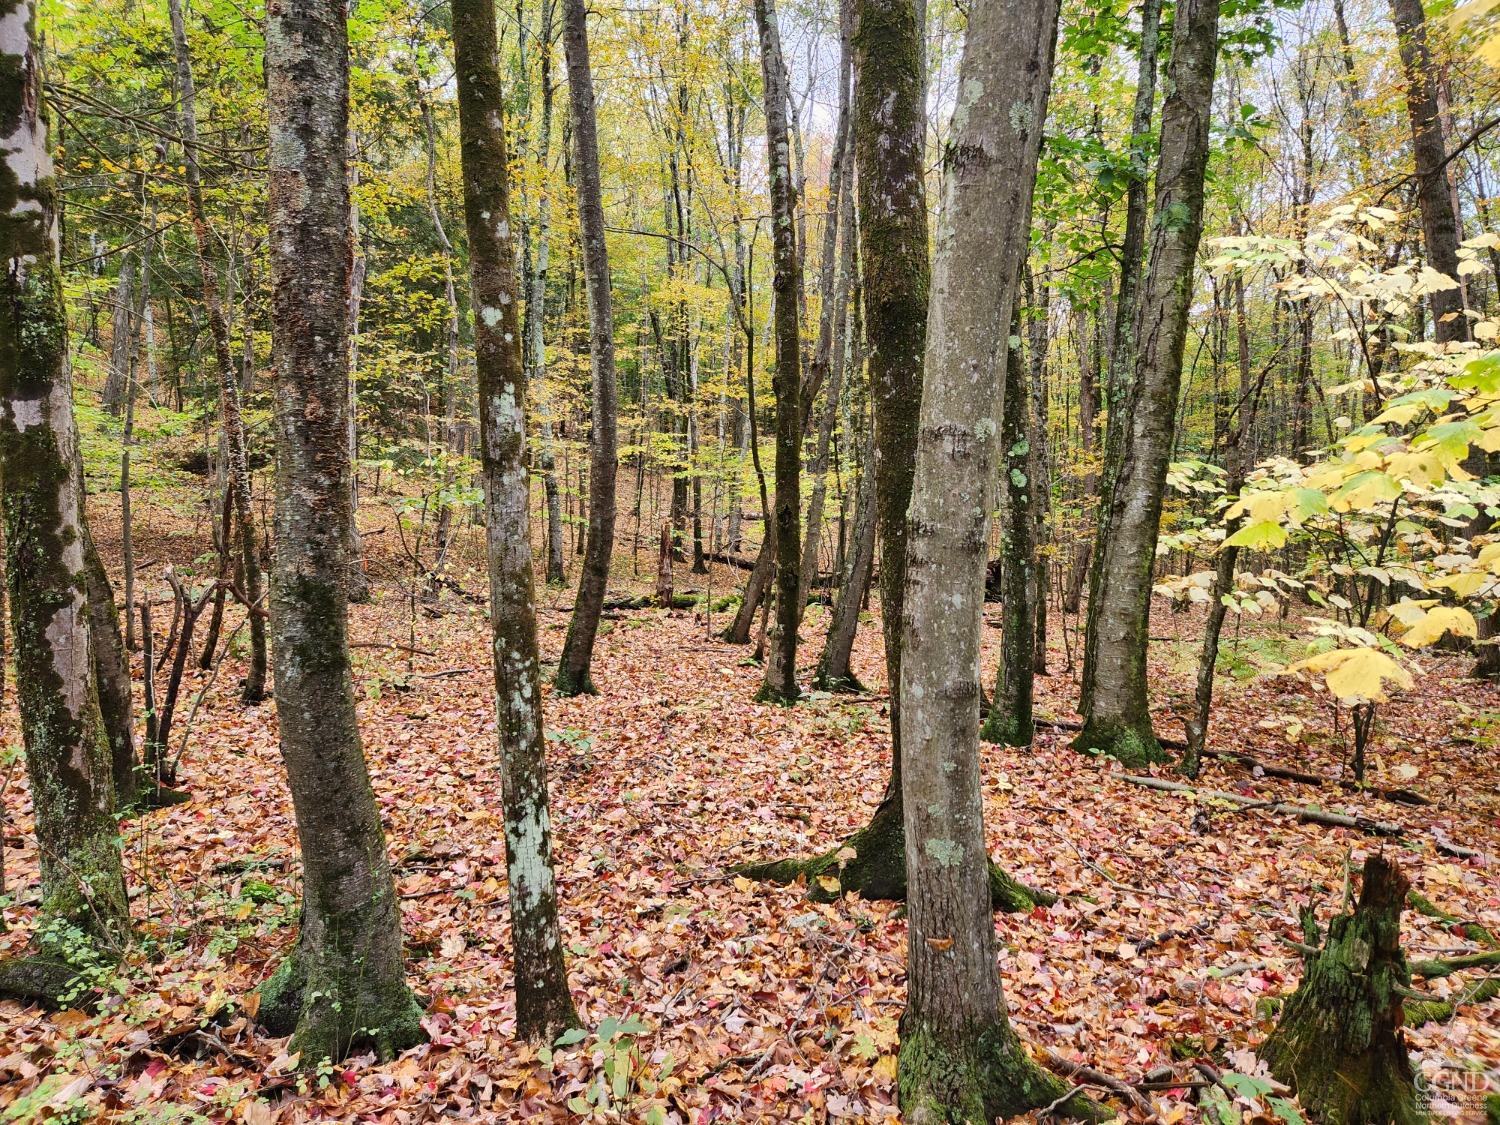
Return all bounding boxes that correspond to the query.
[554,0,620,697]
[894,0,1095,1116]
[1074,0,1219,767]
[453,0,580,1041]
[256,1,424,1063]
[0,4,131,1005]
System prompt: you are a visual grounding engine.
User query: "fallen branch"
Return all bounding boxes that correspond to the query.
[1405,974,1500,1026]
[1207,750,1430,806]
[1040,1048,1154,1116]
[1408,891,1498,949]
[1116,773,1405,837]
[1411,950,1500,979]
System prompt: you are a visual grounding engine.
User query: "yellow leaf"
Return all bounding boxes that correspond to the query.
[1433,571,1493,597]
[1402,606,1479,648]
[1290,647,1413,702]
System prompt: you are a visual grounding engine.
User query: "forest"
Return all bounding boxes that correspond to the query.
[0,0,1498,1118]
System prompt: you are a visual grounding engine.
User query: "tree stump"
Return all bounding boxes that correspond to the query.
[1261,854,1425,1125]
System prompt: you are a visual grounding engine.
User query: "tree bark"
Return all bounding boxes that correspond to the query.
[452,0,580,1041]
[168,0,267,701]
[982,306,1036,748]
[83,527,138,809]
[1262,855,1424,1125]
[0,0,131,1005]
[754,0,804,705]
[256,0,424,1063]
[1080,0,1160,719]
[815,417,876,692]
[894,0,1097,1117]
[102,255,134,414]
[554,0,620,697]
[344,130,372,604]
[1075,0,1220,767]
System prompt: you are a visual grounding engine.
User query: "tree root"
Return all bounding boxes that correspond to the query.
[0,954,104,1011]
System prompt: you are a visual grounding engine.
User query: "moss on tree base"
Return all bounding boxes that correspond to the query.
[753,682,799,706]
[1069,719,1167,768]
[0,954,105,1011]
[256,947,426,1065]
[897,1016,1107,1123]
[734,798,1053,912]
[1261,854,1424,1125]
[979,708,1033,748]
[551,666,597,697]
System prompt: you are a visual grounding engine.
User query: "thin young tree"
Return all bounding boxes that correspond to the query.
[256,0,425,1063]
[894,0,1098,1114]
[0,0,131,1006]
[554,0,619,698]
[754,0,804,705]
[167,0,267,701]
[453,0,580,1040]
[1074,0,1221,765]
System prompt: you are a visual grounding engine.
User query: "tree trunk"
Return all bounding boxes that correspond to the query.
[256,0,424,1063]
[1261,855,1424,1125]
[1080,0,1160,718]
[344,130,372,604]
[554,0,620,697]
[0,5,131,1005]
[452,0,580,1041]
[818,0,934,892]
[755,0,804,705]
[815,418,876,692]
[102,255,134,414]
[894,0,1096,1117]
[168,0,267,701]
[83,527,138,809]
[1074,0,1219,767]
[982,306,1036,748]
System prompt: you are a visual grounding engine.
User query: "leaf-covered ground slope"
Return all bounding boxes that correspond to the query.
[1,507,1497,1122]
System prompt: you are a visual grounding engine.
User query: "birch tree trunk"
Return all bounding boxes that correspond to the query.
[422,96,463,601]
[554,0,620,697]
[895,0,1092,1115]
[755,0,804,705]
[0,0,131,1005]
[1074,0,1220,767]
[344,131,371,604]
[256,0,424,1063]
[168,0,267,701]
[453,0,580,1040]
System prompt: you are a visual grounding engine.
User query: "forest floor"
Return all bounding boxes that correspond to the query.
[1,487,1498,1124]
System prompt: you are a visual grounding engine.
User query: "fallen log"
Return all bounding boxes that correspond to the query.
[1116,773,1405,837]
[1408,891,1498,949]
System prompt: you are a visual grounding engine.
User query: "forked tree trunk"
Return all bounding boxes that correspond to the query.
[256,0,424,1064]
[554,0,619,697]
[453,0,580,1041]
[1261,854,1424,1125]
[894,0,1093,1117]
[0,2,131,1005]
[1075,0,1219,767]
[754,0,804,705]
[168,0,267,702]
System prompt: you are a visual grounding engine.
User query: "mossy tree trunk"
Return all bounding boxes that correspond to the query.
[167,0,266,702]
[554,0,619,698]
[831,0,932,895]
[0,0,131,1006]
[453,0,580,1042]
[1261,854,1425,1125]
[754,0,804,706]
[982,306,1037,749]
[895,0,1099,1117]
[257,0,424,1064]
[1074,0,1219,768]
